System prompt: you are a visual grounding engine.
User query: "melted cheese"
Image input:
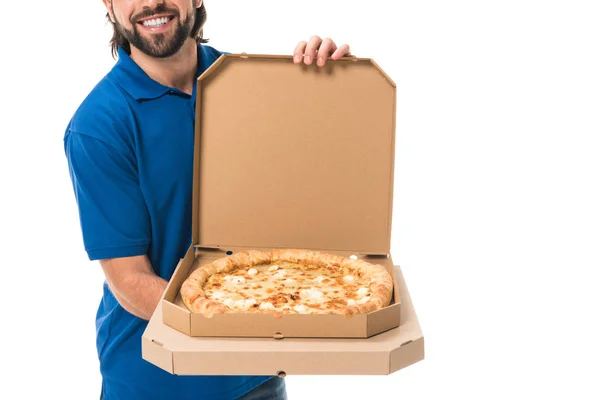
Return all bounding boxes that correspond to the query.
[203,261,370,313]
[259,301,275,310]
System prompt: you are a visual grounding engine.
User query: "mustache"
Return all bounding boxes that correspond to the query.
[131,4,180,23]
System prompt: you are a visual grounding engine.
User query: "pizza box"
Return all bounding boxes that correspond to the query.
[154,53,414,340]
[162,246,400,338]
[143,264,424,376]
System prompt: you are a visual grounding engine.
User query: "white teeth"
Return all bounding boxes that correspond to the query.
[142,17,170,27]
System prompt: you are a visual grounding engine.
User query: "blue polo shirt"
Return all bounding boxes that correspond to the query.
[64,45,271,400]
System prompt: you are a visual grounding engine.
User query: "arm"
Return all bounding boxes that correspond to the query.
[100,255,167,321]
[65,130,158,318]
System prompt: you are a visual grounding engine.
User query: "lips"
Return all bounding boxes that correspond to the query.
[137,15,175,28]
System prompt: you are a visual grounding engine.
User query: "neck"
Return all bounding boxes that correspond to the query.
[130,39,198,95]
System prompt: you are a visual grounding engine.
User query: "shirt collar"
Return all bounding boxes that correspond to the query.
[111,45,206,101]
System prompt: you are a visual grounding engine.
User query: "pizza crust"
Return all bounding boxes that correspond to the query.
[180,249,394,318]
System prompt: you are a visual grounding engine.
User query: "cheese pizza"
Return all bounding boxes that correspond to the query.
[180,249,394,318]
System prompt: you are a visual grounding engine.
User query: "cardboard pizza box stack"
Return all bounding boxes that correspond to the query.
[142,54,424,376]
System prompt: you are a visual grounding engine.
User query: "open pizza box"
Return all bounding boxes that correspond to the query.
[142,54,425,375]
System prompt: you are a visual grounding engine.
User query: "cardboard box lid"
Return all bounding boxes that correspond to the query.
[193,54,397,255]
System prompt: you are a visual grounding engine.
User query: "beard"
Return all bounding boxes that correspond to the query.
[114,3,195,58]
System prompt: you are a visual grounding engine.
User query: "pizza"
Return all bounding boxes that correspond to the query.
[180,249,394,318]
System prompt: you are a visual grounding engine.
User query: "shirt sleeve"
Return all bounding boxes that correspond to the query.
[64,130,151,261]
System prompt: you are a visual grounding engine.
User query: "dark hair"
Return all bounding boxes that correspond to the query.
[107,4,208,59]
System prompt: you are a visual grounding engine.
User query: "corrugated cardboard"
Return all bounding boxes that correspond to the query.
[159,53,403,338]
[142,53,424,374]
[193,54,396,255]
[143,265,424,375]
[163,247,400,338]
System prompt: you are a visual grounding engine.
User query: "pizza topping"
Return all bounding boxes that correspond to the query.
[301,288,324,301]
[223,298,235,308]
[266,293,289,306]
[235,299,247,308]
[224,275,246,285]
[187,250,394,317]
[246,299,257,307]
[273,270,287,279]
[259,301,275,310]
[293,304,309,313]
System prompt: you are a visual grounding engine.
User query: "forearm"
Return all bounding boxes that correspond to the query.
[110,271,168,320]
[100,256,168,321]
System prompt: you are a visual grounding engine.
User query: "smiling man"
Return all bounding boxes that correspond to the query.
[64,1,350,399]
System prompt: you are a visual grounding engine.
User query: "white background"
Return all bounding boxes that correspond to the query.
[1,0,599,399]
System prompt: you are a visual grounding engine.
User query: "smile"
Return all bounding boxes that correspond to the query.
[138,15,174,28]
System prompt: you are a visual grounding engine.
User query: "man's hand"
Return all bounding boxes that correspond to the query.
[293,36,351,67]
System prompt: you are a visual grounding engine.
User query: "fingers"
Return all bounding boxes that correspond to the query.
[293,41,307,64]
[331,43,351,60]
[316,37,336,67]
[303,35,323,65]
[293,36,352,67]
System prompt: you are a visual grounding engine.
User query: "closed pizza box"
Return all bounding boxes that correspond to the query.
[142,53,424,375]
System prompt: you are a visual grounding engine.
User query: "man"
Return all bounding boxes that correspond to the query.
[64,1,351,399]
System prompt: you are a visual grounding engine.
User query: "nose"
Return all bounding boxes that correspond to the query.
[140,0,164,9]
